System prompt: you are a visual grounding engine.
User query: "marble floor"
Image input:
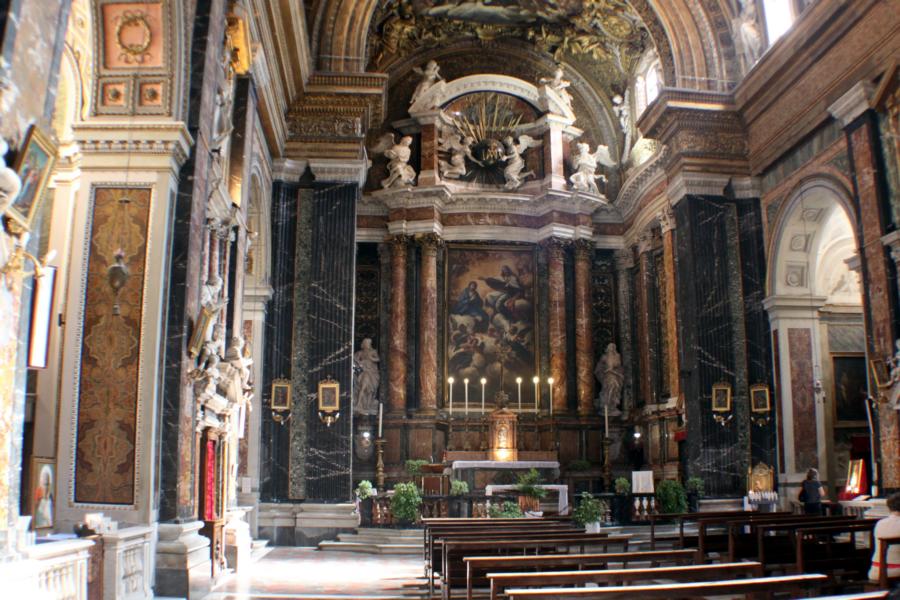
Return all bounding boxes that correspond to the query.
[205,548,428,599]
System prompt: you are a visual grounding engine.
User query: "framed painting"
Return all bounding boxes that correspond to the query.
[750,384,770,413]
[7,125,57,232]
[870,358,889,389]
[711,382,732,412]
[318,379,340,412]
[271,379,291,410]
[833,354,869,426]
[29,457,55,530]
[445,244,538,407]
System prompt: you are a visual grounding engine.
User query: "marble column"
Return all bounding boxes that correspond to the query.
[541,115,570,190]
[417,233,442,414]
[614,250,635,415]
[387,235,409,415]
[659,206,681,400]
[417,119,441,187]
[635,232,653,406]
[574,239,595,416]
[544,237,568,413]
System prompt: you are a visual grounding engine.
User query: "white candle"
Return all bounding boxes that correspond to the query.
[480,377,487,413]
[448,376,455,417]
[516,377,522,412]
[604,404,609,438]
[547,377,554,416]
[464,378,469,417]
[378,402,383,438]
[533,376,540,413]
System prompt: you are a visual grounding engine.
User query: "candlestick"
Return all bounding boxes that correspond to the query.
[448,376,455,417]
[547,377,554,416]
[604,404,608,438]
[375,438,385,490]
[532,376,539,413]
[378,402,383,438]
[516,377,522,412]
[480,377,487,413]
[464,378,470,417]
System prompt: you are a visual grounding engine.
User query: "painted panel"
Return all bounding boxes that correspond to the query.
[787,328,817,471]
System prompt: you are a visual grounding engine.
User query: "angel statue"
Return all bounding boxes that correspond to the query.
[539,65,573,110]
[371,133,417,189]
[569,142,617,196]
[438,130,481,179]
[501,134,542,190]
[410,60,444,108]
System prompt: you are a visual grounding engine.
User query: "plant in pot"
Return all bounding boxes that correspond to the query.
[390,482,422,526]
[489,500,524,518]
[611,476,632,525]
[572,492,608,533]
[515,468,548,514]
[448,479,470,518]
[355,480,375,526]
[656,479,688,515]
[685,477,704,513]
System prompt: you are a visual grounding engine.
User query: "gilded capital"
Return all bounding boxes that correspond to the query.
[540,236,570,261]
[574,238,594,261]
[415,232,443,255]
[658,205,676,233]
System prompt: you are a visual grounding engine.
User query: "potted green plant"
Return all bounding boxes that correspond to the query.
[612,476,632,524]
[656,479,688,515]
[390,482,422,526]
[515,468,548,514]
[685,477,704,513]
[355,480,375,526]
[488,500,524,518]
[449,479,469,518]
[572,492,607,533]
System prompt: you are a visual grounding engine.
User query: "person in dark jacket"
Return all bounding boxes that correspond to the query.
[800,468,827,515]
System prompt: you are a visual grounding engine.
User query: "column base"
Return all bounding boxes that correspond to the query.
[224,507,253,574]
[155,521,211,599]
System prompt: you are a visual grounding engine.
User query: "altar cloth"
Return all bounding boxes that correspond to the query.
[451,460,560,470]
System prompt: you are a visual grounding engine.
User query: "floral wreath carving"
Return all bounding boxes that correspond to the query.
[116,11,152,64]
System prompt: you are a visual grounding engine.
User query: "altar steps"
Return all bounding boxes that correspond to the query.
[318,527,423,554]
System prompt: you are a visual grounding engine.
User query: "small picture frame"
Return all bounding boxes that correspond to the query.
[870,358,889,389]
[29,457,55,531]
[711,382,732,413]
[271,379,291,411]
[750,384,770,413]
[7,125,57,232]
[188,307,216,358]
[318,378,340,412]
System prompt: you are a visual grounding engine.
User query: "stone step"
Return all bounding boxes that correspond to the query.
[317,540,421,554]
[336,533,423,547]
[699,498,745,512]
[250,538,272,562]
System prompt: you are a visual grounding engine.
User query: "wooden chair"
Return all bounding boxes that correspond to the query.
[874,535,900,590]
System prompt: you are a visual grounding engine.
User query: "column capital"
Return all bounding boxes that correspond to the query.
[415,232,444,255]
[658,205,676,233]
[385,233,410,249]
[828,80,876,127]
[573,238,594,260]
[540,236,571,259]
[637,231,653,255]
[614,249,635,271]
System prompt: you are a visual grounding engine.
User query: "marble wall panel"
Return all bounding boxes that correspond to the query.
[787,328,817,470]
[74,187,152,504]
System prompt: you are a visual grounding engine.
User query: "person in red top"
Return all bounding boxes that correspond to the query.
[869,492,900,584]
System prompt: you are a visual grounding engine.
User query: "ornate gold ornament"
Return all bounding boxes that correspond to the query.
[115,11,153,64]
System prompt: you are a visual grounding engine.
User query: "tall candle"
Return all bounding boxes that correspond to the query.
[516,377,522,412]
[378,402,383,438]
[604,404,609,438]
[533,376,540,413]
[464,378,469,417]
[448,377,455,417]
[547,377,554,416]
[480,377,487,413]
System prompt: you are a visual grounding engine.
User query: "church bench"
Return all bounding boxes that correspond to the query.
[464,549,696,600]
[425,521,579,568]
[503,573,828,599]
[488,561,764,600]
[728,515,866,564]
[439,534,630,600]
[646,510,765,550]
[794,522,877,581]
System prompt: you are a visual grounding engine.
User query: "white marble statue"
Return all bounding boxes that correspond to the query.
[539,65,573,110]
[372,133,417,189]
[438,129,480,179]
[501,134,542,190]
[0,138,22,278]
[410,60,444,107]
[353,338,380,415]
[200,274,226,312]
[734,0,763,70]
[569,142,617,195]
[612,93,633,162]
[887,339,900,410]
[595,342,624,415]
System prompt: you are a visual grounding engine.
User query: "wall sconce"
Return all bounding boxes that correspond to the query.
[270,378,291,424]
[107,249,130,315]
[317,377,340,427]
[1,241,55,282]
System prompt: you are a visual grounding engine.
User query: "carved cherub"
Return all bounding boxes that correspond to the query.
[539,65,573,110]
[501,134,542,190]
[569,142,617,196]
[438,129,481,179]
[410,60,444,107]
[371,133,417,189]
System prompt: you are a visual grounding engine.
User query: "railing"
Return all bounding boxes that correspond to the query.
[371,493,521,525]
[631,493,657,522]
[26,538,94,600]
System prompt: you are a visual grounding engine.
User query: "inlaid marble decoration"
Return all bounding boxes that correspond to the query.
[787,328,817,471]
[445,244,537,406]
[75,187,151,504]
[0,272,24,528]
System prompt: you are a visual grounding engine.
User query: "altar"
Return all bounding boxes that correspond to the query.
[450,460,560,492]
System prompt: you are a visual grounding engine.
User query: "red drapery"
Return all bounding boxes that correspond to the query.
[204,438,216,521]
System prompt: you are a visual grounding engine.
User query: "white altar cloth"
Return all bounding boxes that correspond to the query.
[485,484,570,515]
[451,460,560,471]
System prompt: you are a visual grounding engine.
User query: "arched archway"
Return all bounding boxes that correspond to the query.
[765,177,871,499]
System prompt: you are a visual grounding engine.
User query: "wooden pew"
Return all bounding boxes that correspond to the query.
[503,573,829,599]
[874,535,900,590]
[440,534,630,600]
[488,561,764,600]
[464,549,697,600]
[794,522,877,581]
[728,515,865,564]
[646,510,770,550]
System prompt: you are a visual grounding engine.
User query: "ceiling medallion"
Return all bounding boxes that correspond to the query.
[115,10,153,64]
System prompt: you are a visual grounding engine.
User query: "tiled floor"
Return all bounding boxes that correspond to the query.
[205,547,428,599]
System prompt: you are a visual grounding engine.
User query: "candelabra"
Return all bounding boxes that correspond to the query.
[375,438,385,490]
[602,437,612,491]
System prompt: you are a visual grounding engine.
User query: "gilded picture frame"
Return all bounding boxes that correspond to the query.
[271,379,291,411]
[833,354,869,427]
[869,358,889,389]
[188,307,216,358]
[29,457,55,531]
[711,382,732,413]
[7,125,57,232]
[318,379,340,412]
[750,384,770,413]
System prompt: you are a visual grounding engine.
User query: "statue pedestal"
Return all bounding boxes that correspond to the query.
[488,406,518,462]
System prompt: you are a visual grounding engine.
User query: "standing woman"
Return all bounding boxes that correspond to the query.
[800,468,827,515]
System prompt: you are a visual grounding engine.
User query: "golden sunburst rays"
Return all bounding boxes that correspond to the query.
[448,92,524,145]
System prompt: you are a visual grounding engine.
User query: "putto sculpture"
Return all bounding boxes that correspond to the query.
[438,129,481,179]
[501,134,542,190]
[371,133,417,189]
[410,60,445,108]
[569,142,617,196]
[539,65,573,110]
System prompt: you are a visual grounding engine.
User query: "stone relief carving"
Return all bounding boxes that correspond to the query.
[371,133,417,189]
[569,142,616,196]
[595,342,624,415]
[352,338,381,416]
[501,134,541,190]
